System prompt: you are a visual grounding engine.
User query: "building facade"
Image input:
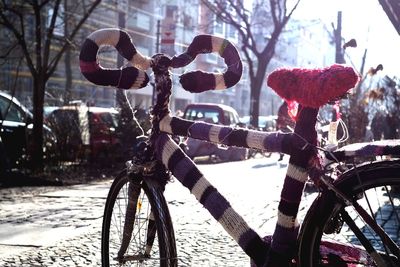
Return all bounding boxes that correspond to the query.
[1,0,336,118]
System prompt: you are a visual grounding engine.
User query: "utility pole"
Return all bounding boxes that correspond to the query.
[334,11,345,64]
[156,20,161,54]
[116,1,126,108]
[152,20,161,106]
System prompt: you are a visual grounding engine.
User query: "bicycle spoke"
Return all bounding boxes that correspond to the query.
[322,185,400,265]
[105,180,164,266]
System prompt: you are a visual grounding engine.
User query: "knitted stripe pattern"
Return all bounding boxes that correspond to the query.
[159,113,292,153]
[150,54,173,135]
[170,35,243,93]
[155,133,268,266]
[267,64,359,108]
[79,28,151,89]
[271,107,318,256]
[327,139,400,161]
[79,30,242,94]
[265,65,360,257]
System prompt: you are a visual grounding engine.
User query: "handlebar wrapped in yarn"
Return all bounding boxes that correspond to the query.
[267,64,360,108]
[171,35,243,93]
[79,28,151,89]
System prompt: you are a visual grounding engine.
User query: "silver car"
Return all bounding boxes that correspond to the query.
[182,103,248,162]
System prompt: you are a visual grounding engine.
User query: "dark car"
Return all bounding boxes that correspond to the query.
[46,104,121,163]
[0,91,56,172]
[182,103,248,161]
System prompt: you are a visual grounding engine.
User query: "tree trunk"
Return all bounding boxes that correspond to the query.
[64,46,72,104]
[31,77,45,171]
[249,51,272,128]
[250,79,262,128]
[63,0,72,105]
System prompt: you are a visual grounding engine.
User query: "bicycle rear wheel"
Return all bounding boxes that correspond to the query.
[298,160,400,266]
[102,171,177,267]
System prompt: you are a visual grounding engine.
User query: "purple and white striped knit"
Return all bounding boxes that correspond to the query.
[159,114,292,154]
[79,28,151,89]
[155,133,269,266]
[271,107,318,256]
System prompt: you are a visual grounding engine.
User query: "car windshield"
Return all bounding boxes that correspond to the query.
[223,110,240,125]
[240,115,276,129]
[185,108,220,124]
[0,95,26,122]
[91,112,118,128]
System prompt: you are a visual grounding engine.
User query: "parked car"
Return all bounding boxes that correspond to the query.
[182,103,248,162]
[239,115,277,131]
[46,104,121,163]
[0,91,57,172]
[238,115,278,159]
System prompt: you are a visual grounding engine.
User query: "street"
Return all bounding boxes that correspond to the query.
[0,154,318,267]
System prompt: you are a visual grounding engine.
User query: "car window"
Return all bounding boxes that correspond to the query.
[265,120,275,129]
[229,111,240,125]
[223,111,231,125]
[0,95,25,122]
[90,112,118,128]
[185,108,220,124]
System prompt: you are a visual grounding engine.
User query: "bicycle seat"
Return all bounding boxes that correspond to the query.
[267,64,360,108]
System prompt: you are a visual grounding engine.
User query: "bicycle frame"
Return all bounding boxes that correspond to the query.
[80,28,400,266]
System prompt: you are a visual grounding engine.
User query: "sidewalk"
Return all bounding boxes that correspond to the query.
[0,157,288,267]
[1,156,398,266]
[0,181,111,266]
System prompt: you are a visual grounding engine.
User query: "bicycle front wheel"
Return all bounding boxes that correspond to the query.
[102,171,177,267]
[298,159,400,266]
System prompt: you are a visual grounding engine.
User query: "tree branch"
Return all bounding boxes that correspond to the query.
[0,42,18,59]
[47,0,101,79]
[32,1,43,78]
[43,0,62,69]
[0,3,37,76]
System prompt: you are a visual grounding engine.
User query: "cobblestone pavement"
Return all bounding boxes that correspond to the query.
[0,156,311,266]
[0,155,398,266]
[0,182,108,267]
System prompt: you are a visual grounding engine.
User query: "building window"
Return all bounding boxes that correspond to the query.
[213,16,224,35]
[227,24,237,40]
[127,11,151,31]
[47,5,64,36]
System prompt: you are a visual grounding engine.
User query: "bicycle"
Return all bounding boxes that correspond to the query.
[79,28,400,266]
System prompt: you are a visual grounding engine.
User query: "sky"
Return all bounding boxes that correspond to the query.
[293,0,400,77]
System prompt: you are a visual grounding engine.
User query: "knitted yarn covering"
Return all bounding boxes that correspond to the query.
[267,64,360,108]
[79,28,151,90]
[170,34,242,93]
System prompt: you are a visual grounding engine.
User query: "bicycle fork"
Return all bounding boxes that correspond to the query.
[117,178,141,261]
[117,176,157,263]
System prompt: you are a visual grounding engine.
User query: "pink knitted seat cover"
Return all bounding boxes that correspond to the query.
[267,64,359,108]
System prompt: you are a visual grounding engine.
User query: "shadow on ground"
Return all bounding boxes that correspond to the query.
[0,163,122,188]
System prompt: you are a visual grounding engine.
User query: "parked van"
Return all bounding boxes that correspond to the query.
[182,103,248,162]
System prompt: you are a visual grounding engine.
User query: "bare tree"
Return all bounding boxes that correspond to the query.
[0,0,101,170]
[201,0,300,127]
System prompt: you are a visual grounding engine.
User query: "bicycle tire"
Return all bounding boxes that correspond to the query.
[102,170,177,267]
[298,159,400,266]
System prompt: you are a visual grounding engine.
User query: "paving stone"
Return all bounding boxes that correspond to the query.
[1,158,400,266]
